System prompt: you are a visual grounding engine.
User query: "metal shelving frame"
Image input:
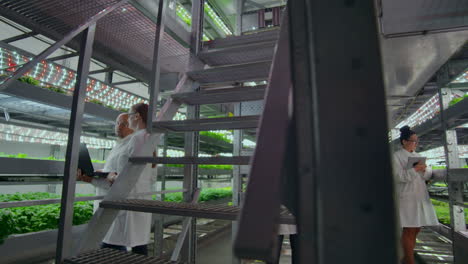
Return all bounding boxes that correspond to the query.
[384,23,468,264]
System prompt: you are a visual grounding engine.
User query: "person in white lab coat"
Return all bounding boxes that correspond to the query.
[77,104,155,255]
[78,113,134,211]
[393,125,439,264]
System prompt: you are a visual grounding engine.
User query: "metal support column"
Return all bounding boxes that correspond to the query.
[438,86,468,264]
[161,134,169,202]
[232,103,242,264]
[288,1,398,263]
[439,88,466,232]
[55,24,96,263]
[181,104,200,263]
[190,0,204,56]
[235,0,244,35]
[258,9,266,29]
[147,0,167,132]
[105,71,113,84]
[153,135,168,258]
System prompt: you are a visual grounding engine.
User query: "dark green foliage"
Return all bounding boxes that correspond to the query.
[0,192,93,243]
[1,188,232,243]
[18,76,40,86]
[152,187,232,203]
[199,187,232,202]
[0,210,14,244]
[166,133,233,155]
[45,85,67,94]
[89,99,104,106]
[199,131,232,143]
[0,153,104,163]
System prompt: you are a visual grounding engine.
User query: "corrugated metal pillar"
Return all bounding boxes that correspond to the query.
[288,0,398,263]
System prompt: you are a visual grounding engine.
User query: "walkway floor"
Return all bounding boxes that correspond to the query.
[414,228,453,264]
[197,229,292,264]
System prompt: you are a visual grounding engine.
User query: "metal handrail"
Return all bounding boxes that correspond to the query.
[0,189,187,209]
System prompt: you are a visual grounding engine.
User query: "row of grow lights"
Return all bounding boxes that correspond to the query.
[173,1,232,40]
[419,145,468,166]
[0,123,116,149]
[0,47,147,110]
[391,68,468,140]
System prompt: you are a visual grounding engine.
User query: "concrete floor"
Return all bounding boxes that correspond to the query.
[197,230,292,264]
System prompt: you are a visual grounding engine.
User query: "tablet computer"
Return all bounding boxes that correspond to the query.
[78,143,109,178]
[406,156,426,170]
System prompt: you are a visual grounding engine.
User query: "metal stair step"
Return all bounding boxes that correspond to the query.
[100,200,295,225]
[198,42,275,66]
[64,248,179,264]
[187,62,271,84]
[203,29,279,49]
[171,85,266,105]
[130,156,251,165]
[153,116,260,132]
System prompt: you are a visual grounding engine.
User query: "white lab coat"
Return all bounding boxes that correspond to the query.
[92,129,154,247]
[393,148,439,227]
[91,135,133,211]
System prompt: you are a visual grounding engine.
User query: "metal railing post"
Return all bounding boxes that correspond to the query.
[55,23,96,263]
[232,102,242,264]
[147,0,168,132]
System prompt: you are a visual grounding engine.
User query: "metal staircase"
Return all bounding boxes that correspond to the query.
[65,1,280,264]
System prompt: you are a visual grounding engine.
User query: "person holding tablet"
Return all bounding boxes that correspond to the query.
[393,125,439,264]
[77,108,154,255]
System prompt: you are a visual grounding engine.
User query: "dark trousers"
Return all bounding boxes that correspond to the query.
[102,242,148,256]
[270,234,298,264]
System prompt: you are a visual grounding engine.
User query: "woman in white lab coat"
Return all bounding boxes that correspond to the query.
[393,125,438,264]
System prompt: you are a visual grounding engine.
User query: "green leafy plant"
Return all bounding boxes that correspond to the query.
[431,199,468,225]
[200,131,232,144]
[18,76,40,86]
[0,210,14,244]
[0,152,104,163]
[1,188,233,242]
[118,108,129,112]
[44,85,67,94]
[88,99,104,106]
[0,192,93,242]
[449,94,468,107]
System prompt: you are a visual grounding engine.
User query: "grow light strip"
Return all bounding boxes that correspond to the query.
[391,94,440,140]
[419,145,468,160]
[0,123,116,149]
[204,2,232,36]
[0,47,147,110]
[175,3,210,41]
